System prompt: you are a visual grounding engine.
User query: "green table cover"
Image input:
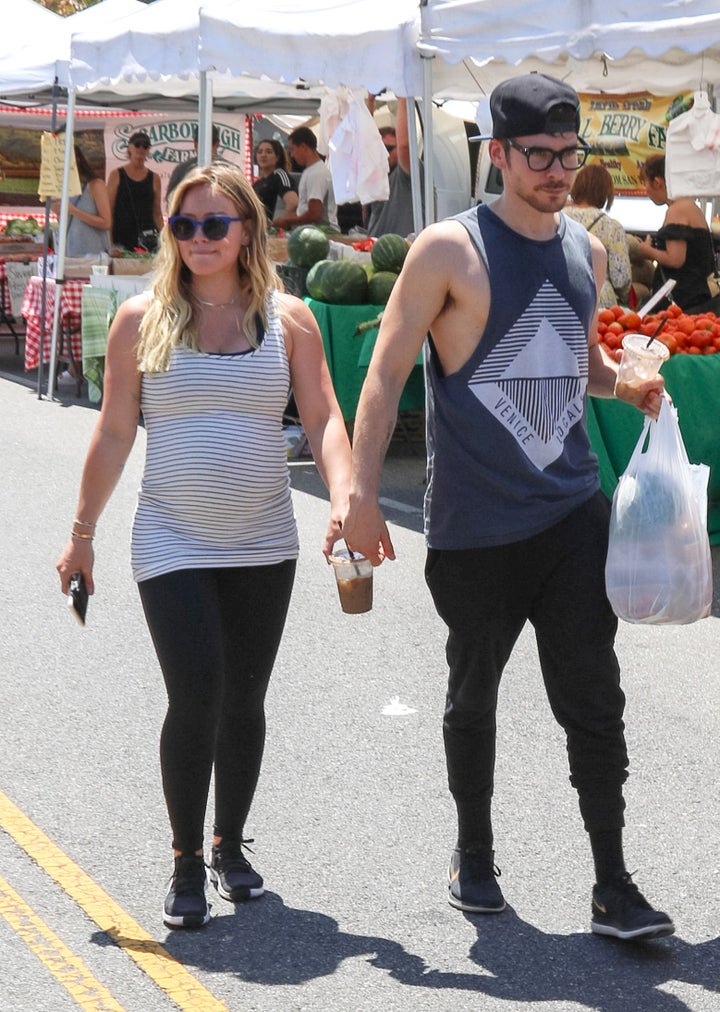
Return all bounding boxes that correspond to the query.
[305,298,424,420]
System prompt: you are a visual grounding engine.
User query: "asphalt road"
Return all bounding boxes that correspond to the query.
[1,371,719,1012]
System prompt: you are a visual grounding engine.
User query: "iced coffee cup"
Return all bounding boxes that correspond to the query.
[329,550,373,614]
[615,332,669,398]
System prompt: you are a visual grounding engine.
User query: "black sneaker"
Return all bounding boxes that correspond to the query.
[591,872,675,940]
[163,854,210,930]
[448,846,505,913]
[209,839,264,903]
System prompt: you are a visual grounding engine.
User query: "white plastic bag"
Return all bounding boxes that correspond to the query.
[605,397,713,624]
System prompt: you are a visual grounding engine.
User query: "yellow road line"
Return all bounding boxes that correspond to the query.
[0,790,229,1012]
[0,875,126,1012]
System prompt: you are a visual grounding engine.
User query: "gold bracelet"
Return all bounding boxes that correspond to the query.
[74,518,96,528]
[71,531,94,542]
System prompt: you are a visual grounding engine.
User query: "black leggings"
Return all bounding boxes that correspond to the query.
[138,561,296,853]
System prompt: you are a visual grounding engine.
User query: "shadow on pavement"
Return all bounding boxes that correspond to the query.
[146,898,719,1011]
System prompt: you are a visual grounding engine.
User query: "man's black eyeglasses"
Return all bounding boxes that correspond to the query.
[506,138,590,172]
[131,141,150,150]
[168,214,245,241]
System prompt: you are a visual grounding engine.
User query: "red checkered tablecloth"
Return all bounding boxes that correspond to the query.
[22,276,84,371]
[0,210,57,229]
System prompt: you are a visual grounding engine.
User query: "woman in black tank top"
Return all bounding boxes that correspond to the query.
[107,130,163,250]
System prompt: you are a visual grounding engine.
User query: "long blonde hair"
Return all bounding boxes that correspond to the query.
[138,163,278,372]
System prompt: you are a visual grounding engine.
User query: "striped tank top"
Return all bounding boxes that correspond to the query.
[131,294,298,582]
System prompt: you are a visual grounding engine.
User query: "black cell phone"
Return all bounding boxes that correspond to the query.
[67,573,88,626]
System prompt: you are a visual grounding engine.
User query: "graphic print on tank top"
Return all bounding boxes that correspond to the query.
[468,279,588,471]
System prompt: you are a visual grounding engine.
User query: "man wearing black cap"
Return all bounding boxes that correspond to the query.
[342,73,674,942]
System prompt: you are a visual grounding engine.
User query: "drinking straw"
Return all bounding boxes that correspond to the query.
[646,316,668,348]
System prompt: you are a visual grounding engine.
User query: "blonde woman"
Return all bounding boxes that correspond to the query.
[56,163,351,930]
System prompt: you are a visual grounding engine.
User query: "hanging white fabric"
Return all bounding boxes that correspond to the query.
[319,86,390,206]
[666,92,720,198]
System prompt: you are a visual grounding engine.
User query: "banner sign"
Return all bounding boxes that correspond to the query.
[103,115,248,206]
[578,92,694,195]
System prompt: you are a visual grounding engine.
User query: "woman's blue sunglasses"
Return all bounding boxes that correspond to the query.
[168,214,245,241]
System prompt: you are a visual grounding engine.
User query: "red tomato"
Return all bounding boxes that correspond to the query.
[618,311,642,330]
[690,329,713,348]
[604,332,622,351]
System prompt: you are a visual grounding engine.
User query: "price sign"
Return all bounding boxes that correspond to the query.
[38,133,81,201]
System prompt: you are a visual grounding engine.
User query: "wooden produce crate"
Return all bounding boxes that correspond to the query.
[64,257,95,279]
[266,236,289,263]
[110,256,156,275]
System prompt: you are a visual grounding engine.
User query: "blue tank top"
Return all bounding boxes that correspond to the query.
[424,204,600,549]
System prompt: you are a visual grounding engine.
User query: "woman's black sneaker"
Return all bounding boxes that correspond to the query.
[163,853,210,929]
[591,872,674,940]
[448,846,505,913]
[209,839,264,903]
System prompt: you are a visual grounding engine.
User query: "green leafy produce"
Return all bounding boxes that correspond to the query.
[287,226,330,268]
[4,217,42,237]
[371,233,408,274]
[367,271,398,305]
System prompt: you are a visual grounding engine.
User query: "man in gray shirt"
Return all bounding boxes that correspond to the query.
[365,98,417,238]
[273,127,338,232]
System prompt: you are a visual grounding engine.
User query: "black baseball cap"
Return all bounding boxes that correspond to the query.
[490,72,581,139]
[128,130,151,148]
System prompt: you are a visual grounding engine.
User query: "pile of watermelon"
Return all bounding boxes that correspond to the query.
[285,226,409,306]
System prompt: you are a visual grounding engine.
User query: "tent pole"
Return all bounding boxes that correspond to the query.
[45,86,76,401]
[36,77,61,400]
[406,98,423,236]
[421,54,435,226]
[198,72,213,166]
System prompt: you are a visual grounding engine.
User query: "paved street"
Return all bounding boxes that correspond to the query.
[1,364,719,1012]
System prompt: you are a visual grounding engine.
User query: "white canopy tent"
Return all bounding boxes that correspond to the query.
[198,0,423,99]
[419,0,720,99]
[0,0,144,102]
[0,0,64,100]
[69,0,329,117]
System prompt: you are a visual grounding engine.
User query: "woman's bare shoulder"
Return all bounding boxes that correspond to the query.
[112,291,152,329]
